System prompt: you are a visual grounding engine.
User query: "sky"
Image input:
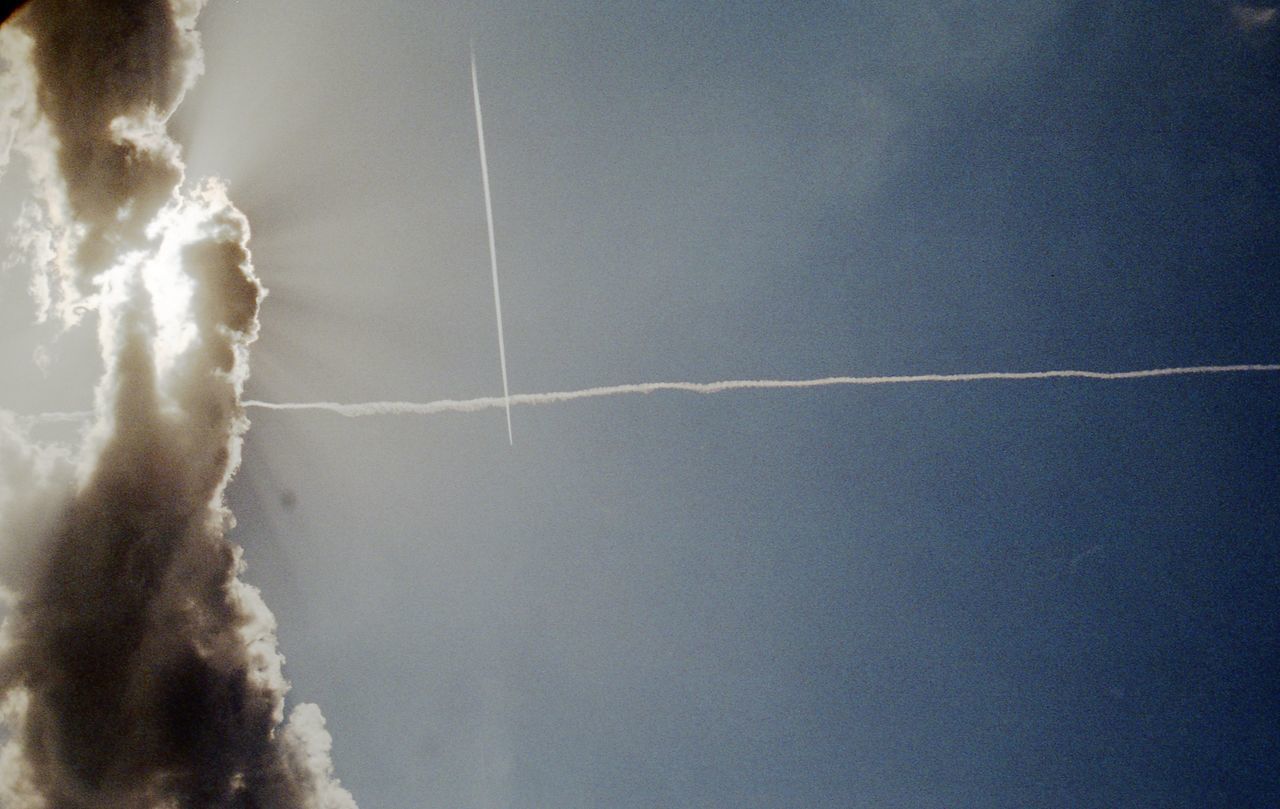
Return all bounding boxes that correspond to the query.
[2,1,1279,808]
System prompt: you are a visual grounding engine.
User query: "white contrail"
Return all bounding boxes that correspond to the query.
[240,363,1280,419]
[17,410,93,425]
[470,42,514,445]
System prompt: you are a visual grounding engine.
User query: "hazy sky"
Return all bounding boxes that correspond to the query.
[3,1,1279,807]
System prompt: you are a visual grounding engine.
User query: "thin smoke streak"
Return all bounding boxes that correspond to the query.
[18,410,92,425]
[239,363,1280,419]
[470,42,514,445]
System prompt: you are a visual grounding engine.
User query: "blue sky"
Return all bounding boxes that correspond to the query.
[3,1,1278,807]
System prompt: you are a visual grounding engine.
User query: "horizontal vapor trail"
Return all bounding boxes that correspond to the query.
[18,411,92,425]
[241,364,1280,419]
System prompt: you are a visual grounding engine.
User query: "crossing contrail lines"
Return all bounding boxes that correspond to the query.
[236,364,1280,419]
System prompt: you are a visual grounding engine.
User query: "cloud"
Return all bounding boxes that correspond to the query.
[1232,5,1278,30]
[0,2,355,807]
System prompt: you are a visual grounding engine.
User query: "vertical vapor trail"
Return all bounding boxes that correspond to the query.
[470,42,514,445]
[0,3,355,808]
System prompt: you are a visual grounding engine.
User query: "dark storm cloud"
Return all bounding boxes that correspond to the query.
[0,2,28,27]
[15,0,195,277]
[0,2,355,807]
